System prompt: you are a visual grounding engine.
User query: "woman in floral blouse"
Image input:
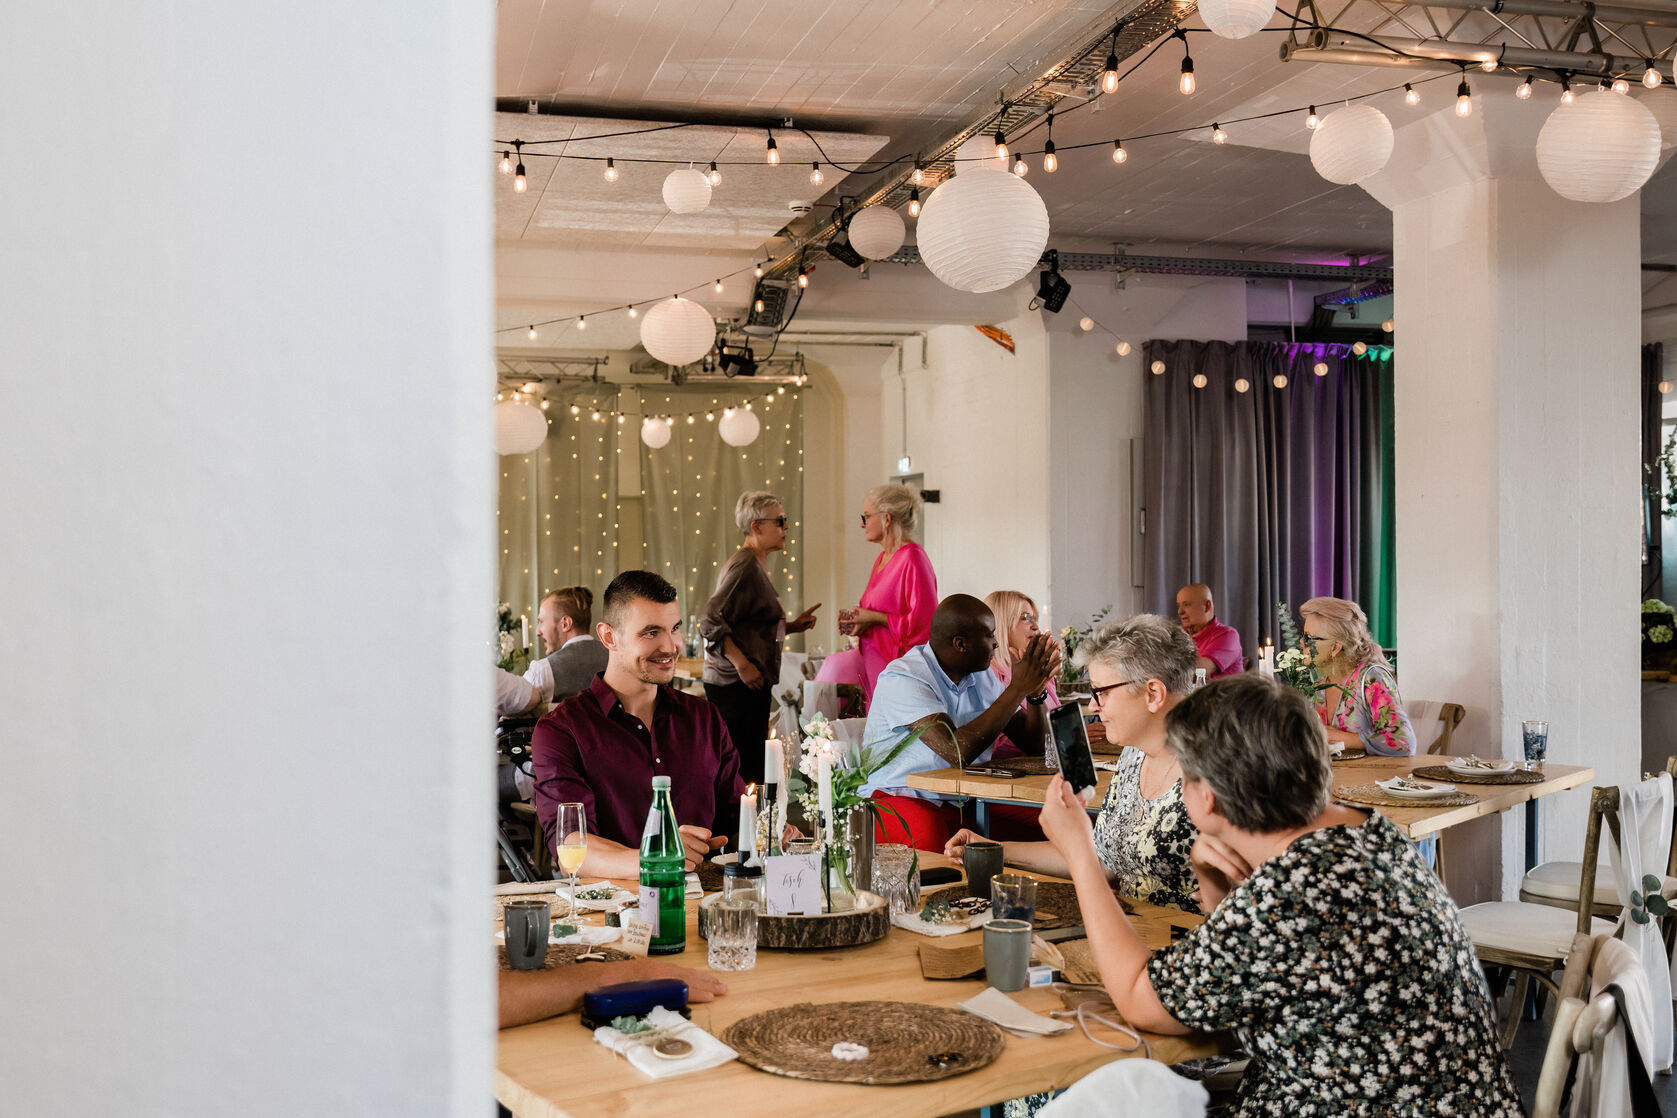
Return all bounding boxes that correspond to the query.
[1037,674,1520,1117]
[1300,596,1416,756]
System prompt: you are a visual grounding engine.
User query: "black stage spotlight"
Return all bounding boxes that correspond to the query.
[718,344,758,378]
[1032,250,1070,313]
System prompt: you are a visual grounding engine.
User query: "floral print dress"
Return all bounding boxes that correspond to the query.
[1147,812,1521,1117]
[1323,659,1417,756]
[1092,749,1199,913]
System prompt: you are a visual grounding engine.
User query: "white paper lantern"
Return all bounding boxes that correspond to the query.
[1633,90,1677,150]
[1198,0,1276,37]
[915,164,1050,294]
[1537,89,1661,202]
[1309,105,1395,185]
[494,400,547,455]
[661,168,712,214]
[640,416,672,449]
[640,297,716,366]
[718,407,761,447]
[847,206,906,260]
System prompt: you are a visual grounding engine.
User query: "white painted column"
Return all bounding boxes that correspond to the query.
[1363,95,1643,900]
[0,4,494,1114]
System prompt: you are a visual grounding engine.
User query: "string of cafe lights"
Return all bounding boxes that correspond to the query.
[495,381,799,427]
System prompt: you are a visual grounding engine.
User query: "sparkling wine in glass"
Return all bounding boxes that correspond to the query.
[555,803,588,920]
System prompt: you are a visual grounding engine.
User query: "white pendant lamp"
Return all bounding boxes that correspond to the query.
[1633,90,1677,152]
[1536,88,1661,202]
[718,407,761,447]
[847,205,907,260]
[1309,105,1395,185]
[494,400,547,455]
[915,162,1050,294]
[1198,0,1276,37]
[640,297,716,366]
[640,415,673,449]
[661,168,713,214]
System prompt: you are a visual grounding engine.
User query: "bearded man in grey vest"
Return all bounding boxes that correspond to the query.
[523,586,609,707]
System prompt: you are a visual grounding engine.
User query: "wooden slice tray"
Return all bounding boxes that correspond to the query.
[698,890,890,950]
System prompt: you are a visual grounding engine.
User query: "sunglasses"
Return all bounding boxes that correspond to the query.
[755,516,788,528]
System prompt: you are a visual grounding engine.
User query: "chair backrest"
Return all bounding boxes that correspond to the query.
[1535,933,1618,1118]
[1404,699,1467,755]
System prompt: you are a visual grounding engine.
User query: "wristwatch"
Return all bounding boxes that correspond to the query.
[1026,689,1049,705]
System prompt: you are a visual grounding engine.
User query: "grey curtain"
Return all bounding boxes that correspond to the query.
[496,382,622,632]
[1645,341,1666,600]
[639,386,805,640]
[1141,339,1396,656]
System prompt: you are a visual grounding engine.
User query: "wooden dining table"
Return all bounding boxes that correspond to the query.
[495,854,1226,1118]
[904,754,1595,840]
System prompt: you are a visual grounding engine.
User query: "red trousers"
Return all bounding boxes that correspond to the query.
[870,791,961,852]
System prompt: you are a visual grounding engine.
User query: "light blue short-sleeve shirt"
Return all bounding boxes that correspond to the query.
[860,644,1007,803]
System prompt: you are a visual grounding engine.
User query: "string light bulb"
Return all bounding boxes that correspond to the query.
[706,410,715,420]
[908,187,921,217]
[1273,373,1289,388]
[754,298,765,313]
[1456,77,1473,117]
[1404,83,1419,105]
[1516,77,1533,99]
[995,127,1009,160]
[627,305,638,318]
[1480,55,1498,72]
[1178,33,1196,95]
[1351,341,1368,355]
[707,161,721,186]
[754,262,764,278]
[570,404,580,415]
[603,157,617,183]
[796,269,809,288]
[714,279,724,294]
[499,150,512,174]
[1112,139,1128,164]
[1192,373,1208,388]
[765,132,779,165]
[1645,62,1664,88]
[1313,361,1329,376]
[1612,76,1631,94]
[1042,114,1058,172]
[514,157,527,193]
[577,316,586,330]
[912,162,926,185]
[1116,341,1132,356]
[1561,77,1575,103]
[809,162,824,186]
[1012,153,1028,177]
[1382,318,1394,332]
[1101,46,1121,94]
[527,325,537,340]
[1306,106,1319,129]
[1660,379,1673,394]
[1212,123,1227,144]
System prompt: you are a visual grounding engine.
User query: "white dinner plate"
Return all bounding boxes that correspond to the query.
[1445,758,1516,776]
[558,881,637,912]
[1377,778,1458,800]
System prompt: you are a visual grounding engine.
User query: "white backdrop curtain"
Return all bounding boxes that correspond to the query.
[638,385,806,640]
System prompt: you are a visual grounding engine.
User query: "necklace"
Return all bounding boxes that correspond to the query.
[1138,754,1180,800]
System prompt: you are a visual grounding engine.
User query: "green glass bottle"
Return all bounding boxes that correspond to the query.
[638,775,687,955]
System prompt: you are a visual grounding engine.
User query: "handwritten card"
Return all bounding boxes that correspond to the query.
[764,852,824,916]
[619,917,653,957]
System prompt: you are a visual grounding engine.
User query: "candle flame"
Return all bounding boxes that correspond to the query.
[746,783,757,796]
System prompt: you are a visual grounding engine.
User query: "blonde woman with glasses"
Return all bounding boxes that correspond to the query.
[1299,596,1416,757]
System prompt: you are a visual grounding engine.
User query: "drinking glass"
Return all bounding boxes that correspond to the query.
[1521,721,1549,771]
[991,874,1038,924]
[785,837,820,856]
[555,803,588,918]
[871,843,920,915]
[708,893,758,971]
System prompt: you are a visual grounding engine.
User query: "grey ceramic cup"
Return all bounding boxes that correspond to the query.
[503,900,550,971]
[964,840,1005,902]
[983,919,1033,993]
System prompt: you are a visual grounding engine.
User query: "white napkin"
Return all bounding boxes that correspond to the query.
[958,987,1074,1036]
[593,1006,738,1079]
[890,909,992,937]
[1094,760,1121,773]
[685,872,704,897]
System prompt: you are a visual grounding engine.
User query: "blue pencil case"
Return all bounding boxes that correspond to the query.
[579,978,690,1030]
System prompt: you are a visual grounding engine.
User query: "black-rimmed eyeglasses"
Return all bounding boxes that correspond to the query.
[1089,678,1150,707]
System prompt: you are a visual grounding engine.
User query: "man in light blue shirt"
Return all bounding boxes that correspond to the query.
[860,594,1059,850]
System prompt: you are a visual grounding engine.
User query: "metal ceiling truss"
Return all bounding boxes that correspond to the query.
[762,0,1199,283]
[871,246,1394,283]
[1280,0,1677,80]
[496,355,611,384]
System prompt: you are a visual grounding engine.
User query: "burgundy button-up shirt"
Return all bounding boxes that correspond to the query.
[530,674,746,853]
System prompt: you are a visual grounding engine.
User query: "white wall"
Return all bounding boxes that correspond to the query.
[0,5,493,1113]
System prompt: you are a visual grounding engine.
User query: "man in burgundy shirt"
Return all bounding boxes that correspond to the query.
[531,570,743,877]
[1176,583,1244,677]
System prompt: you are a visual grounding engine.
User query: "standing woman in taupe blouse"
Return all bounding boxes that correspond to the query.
[699,491,819,786]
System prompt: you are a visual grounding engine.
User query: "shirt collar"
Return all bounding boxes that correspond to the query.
[917,643,979,695]
[587,672,672,717]
[561,634,596,649]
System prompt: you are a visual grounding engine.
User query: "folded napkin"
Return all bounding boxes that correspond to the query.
[593,1006,738,1079]
[959,987,1074,1036]
[685,872,704,898]
[891,909,992,937]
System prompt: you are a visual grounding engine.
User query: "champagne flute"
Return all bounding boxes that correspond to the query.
[555,803,588,922]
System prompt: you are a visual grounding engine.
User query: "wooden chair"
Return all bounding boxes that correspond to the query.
[1404,700,1465,756]
[1532,934,1604,1118]
[1458,787,1620,1047]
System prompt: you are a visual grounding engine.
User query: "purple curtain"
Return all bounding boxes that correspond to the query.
[1140,339,1395,656]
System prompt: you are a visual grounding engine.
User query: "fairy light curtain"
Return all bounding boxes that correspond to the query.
[497,382,622,633]
[639,387,805,641]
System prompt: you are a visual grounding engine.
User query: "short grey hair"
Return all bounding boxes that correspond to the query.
[734,490,783,534]
[1164,674,1331,833]
[1074,614,1196,695]
[866,483,922,543]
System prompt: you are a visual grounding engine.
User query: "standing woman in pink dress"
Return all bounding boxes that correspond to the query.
[817,484,937,702]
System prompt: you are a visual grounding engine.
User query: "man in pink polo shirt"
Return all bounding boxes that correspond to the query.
[1176,583,1244,677]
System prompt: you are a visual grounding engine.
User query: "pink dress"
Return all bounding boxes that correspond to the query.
[816,542,937,701]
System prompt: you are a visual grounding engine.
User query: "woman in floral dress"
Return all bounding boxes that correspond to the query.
[1037,674,1521,1117]
[1300,596,1416,756]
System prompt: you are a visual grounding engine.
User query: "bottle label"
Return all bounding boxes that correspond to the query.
[639,885,660,936]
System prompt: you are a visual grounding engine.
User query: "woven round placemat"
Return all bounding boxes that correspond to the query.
[496,891,568,923]
[1336,783,1479,809]
[1412,765,1544,786]
[496,943,632,971]
[723,1001,1004,1084]
[1329,747,1368,762]
[922,880,1131,930]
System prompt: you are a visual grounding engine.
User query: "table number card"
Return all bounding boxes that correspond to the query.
[764,852,824,915]
[619,917,653,957]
